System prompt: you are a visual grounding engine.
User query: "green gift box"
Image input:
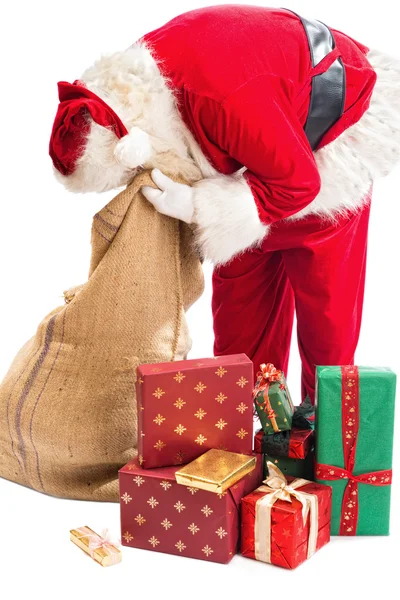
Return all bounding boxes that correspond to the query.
[262,451,314,480]
[315,366,396,536]
[254,363,294,434]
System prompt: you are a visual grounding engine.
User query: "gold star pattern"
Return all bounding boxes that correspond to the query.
[236,402,248,414]
[138,455,145,466]
[202,545,214,557]
[174,371,186,383]
[187,487,199,495]
[154,440,166,451]
[195,434,207,445]
[151,367,162,372]
[153,387,165,399]
[188,523,200,535]
[160,480,172,491]
[236,376,249,388]
[133,475,145,486]
[174,397,186,409]
[174,424,187,436]
[215,366,227,378]
[194,382,207,393]
[217,492,227,499]
[161,518,173,530]
[147,496,159,509]
[123,531,134,543]
[215,527,227,539]
[148,536,160,548]
[135,514,146,526]
[215,418,228,430]
[175,450,186,463]
[236,428,248,439]
[121,492,132,504]
[215,392,227,404]
[175,540,186,553]
[201,505,213,517]
[174,501,186,513]
[126,463,137,471]
[137,377,144,384]
[153,413,166,426]
[194,408,207,420]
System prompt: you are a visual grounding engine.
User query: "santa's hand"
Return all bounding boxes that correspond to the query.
[141,169,195,224]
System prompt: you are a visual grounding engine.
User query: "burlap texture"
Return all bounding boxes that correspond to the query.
[0,171,204,501]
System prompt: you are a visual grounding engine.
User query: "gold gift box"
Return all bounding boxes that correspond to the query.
[175,449,256,493]
[70,526,122,567]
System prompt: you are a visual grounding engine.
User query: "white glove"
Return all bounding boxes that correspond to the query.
[141,168,195,224]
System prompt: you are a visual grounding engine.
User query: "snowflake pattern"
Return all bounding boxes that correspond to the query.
[174,424,187,436]
[154,440,166,451]
[194,382,207,393]
[195,434,207,445]
[202,545,214,557]
[160,480,172,491]
[215,366,227,378]
[175,450,186,464]
[188,522,200,535]
[153,413,166,426]
[186,487,199,495]
[217,491,227,499]
[236,376,249,388]
[175,540,186,553]
[215,527,227,539]
[236,428,248,440]
[123,531,134,543]
[161,518,173,530]
[134,514,146,526]
[174,397,186,409]
[194,408,207,420]
[126,463,137,471]
[215,393,227,404]
[236,402,248,414]
[133,475,145,487]
[174,501,186,513]
[147,496,159,509]
[174,371,186,383]
[153,387,165,399]
[148,536,160,548]
[215,418,227,430]
[121,492,132,504]
[201,505,213,517]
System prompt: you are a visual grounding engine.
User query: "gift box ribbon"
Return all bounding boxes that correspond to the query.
[315,366,392,535]
[254,363,286,433]
[75,527,121,564]
[254,462,319,563]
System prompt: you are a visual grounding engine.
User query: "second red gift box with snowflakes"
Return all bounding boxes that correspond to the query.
[136,354,253,468]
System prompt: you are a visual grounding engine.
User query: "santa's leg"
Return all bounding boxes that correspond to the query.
[282,194,372,403]
[212,248,295,378]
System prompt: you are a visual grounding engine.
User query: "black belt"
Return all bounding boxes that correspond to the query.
[286,10,346,150]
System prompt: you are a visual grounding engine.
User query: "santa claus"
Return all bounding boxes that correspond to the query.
[49,6,400,402]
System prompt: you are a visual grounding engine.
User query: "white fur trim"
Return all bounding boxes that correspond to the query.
[114,126,152,168]
[290,48,400,220]
[193,173,269,265]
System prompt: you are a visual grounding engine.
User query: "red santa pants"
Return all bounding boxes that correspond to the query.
[212,193,371,403]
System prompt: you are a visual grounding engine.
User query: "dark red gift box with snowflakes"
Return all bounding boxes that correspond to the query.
[119,455,263,563]
[136,354,254,468]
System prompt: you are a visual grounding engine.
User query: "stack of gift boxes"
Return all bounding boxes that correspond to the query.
[118,355,396,569]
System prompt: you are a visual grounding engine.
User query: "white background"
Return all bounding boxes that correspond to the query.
[0,1,399,598]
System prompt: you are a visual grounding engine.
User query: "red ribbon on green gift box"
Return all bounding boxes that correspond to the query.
[315,366,392,535]
[253,364,284,432]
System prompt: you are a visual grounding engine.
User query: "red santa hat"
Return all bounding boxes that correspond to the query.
[49,81,150,175]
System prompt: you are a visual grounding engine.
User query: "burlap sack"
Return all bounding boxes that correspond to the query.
[0,171,204,501]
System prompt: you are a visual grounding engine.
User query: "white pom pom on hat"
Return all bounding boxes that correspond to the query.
[114,126,152,169]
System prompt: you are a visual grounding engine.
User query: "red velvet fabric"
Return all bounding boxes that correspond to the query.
[142,5,376,224]
[49,81,128,175]
[212,194,372,403]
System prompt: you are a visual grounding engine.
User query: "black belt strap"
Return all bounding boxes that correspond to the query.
[287,11,346,150]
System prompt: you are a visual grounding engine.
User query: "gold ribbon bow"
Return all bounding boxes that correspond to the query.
[254,462,319,564]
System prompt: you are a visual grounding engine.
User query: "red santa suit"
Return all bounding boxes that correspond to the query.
[140,5,385,401]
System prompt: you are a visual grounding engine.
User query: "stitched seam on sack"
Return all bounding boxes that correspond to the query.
[94,213,120,232]
[93,226,112,243]
[29,309,67,492]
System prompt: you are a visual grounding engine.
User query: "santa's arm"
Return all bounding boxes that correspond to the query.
[192,74,321,264]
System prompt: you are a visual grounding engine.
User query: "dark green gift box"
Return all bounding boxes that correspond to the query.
[262,452,314,480]
[254,365,294,435]
[315,366,396,536]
